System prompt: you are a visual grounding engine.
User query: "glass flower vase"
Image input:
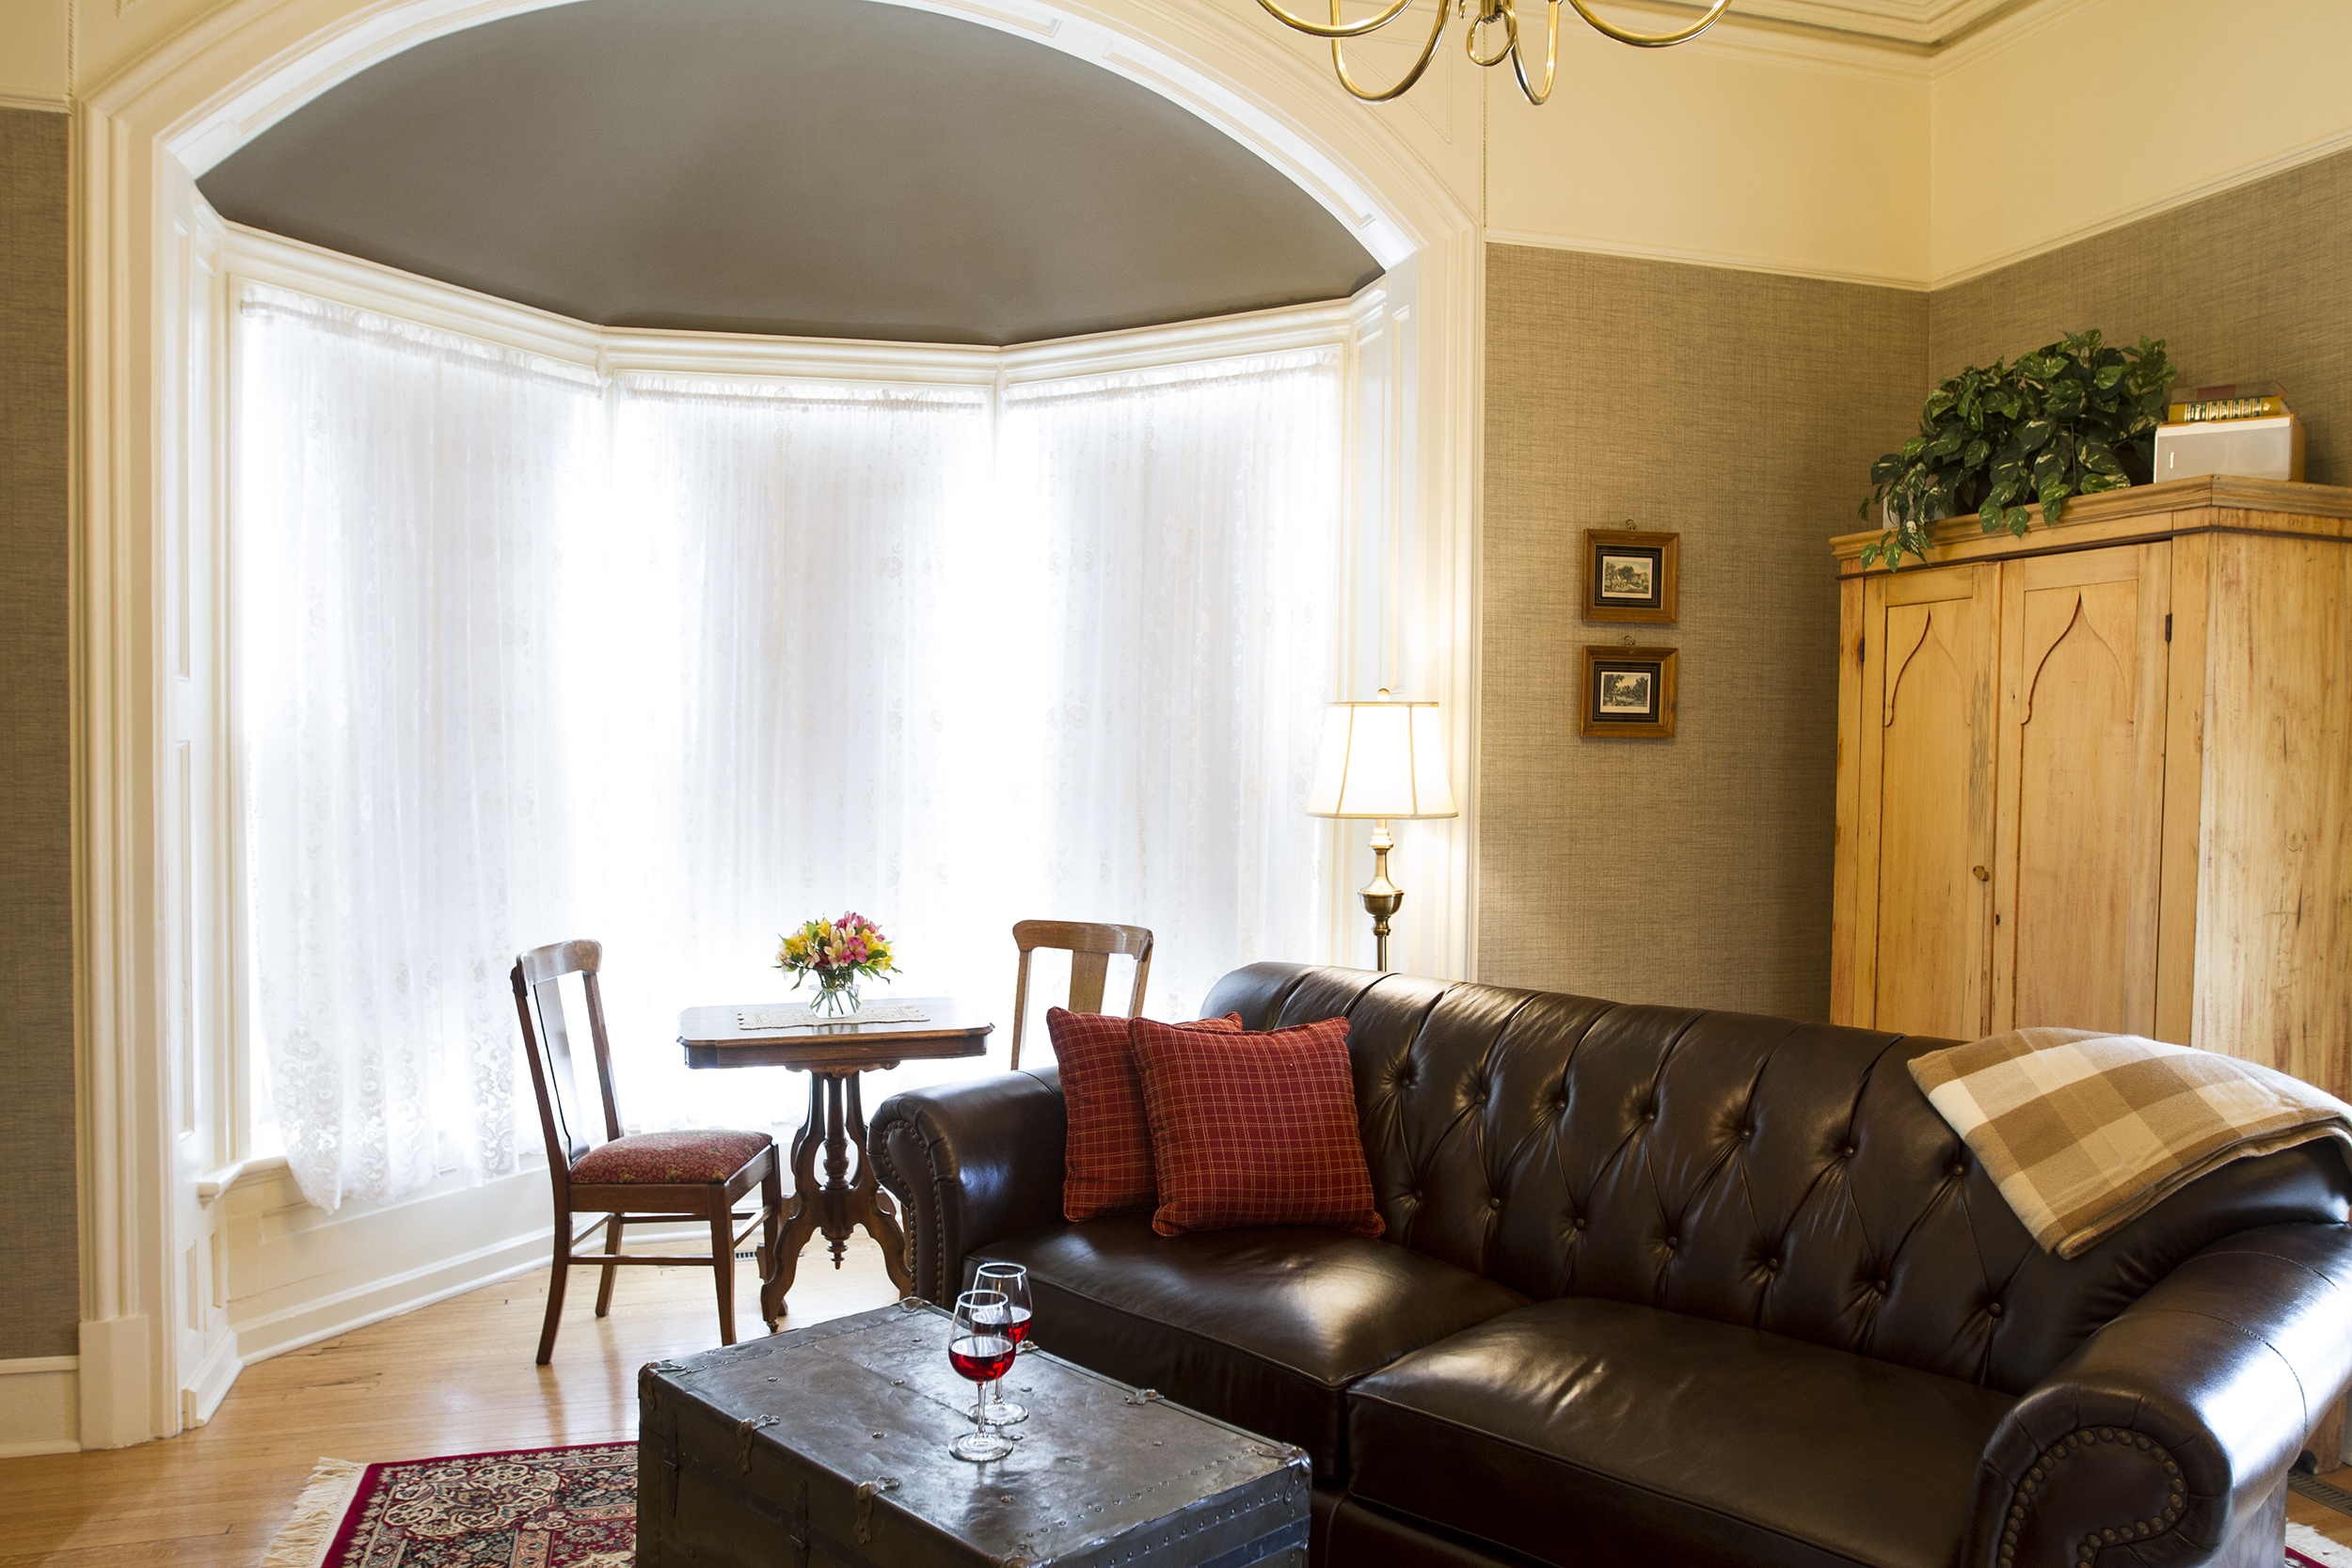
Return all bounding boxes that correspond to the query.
[810,971,861,1017]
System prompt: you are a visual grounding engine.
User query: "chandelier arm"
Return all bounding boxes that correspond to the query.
[1466,0,1518,69]
[1560,0,1731,46]
[1331,0,1451,103]
[1508,0,1561,103]
[1254,0,1420,42]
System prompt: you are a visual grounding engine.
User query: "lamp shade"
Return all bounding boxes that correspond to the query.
[1306,692,1457,819]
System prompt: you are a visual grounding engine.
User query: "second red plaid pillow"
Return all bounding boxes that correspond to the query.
[1129,1015,1383,1239]
[1048,1006,1242,1222]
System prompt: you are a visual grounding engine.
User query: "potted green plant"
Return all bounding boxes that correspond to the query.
[1857,329,2176,568]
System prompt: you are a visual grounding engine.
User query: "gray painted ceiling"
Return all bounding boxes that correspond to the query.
[198,0,1383,345]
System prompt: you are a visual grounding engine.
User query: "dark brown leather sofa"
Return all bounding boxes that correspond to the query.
[870,963,2352,1568]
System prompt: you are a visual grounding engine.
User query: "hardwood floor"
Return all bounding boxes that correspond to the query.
[7,1234,2349,1565]
[0,1237,899,1566]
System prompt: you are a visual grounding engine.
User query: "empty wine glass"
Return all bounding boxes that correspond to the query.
[973,1263,1032,1425]
[946,1290,1016,1463]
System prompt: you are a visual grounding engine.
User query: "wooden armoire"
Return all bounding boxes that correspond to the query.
[1829,476,2352,1100]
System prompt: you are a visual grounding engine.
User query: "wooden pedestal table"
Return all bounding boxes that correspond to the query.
[677,999,991,1326]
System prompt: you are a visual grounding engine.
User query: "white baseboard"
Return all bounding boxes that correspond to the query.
[223,1162,556,1367]
[181,1328,243,1428]
[0,1356,81,1456]
[232,1229,554,1364]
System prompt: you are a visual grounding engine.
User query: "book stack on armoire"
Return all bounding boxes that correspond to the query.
[1829,475,2352,1101]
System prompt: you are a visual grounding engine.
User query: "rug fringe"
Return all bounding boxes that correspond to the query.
[260,1457,367,1568]
[2291,1520,2352,1567]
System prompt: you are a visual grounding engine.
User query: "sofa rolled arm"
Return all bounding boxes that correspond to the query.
[869,1068,1068,1306]
[1963,1220,2352,1567]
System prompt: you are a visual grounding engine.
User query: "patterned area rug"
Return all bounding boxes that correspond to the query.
[257,1443,2332,1568]
[262,1444,636,1568]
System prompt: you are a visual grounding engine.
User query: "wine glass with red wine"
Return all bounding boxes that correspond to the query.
[946,1290,1017,1463]
[973,1263,1031,1426]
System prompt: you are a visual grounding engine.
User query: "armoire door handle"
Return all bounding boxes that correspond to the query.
[1972,865,1989,881]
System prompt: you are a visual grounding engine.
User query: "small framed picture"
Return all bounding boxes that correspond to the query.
[1582,529,1678,624]
[1581,645,1677,737]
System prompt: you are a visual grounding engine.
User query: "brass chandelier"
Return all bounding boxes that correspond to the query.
[1255,0,1731,105]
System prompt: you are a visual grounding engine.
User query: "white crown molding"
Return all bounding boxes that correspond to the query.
[1000,301,1354,382]
[0,91,72,113]
[1930,121,2352,291]
[1592,0,2055,54]
[1486,226,1931,293]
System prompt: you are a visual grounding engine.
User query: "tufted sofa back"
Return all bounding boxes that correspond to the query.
[1198,963,2352,1396]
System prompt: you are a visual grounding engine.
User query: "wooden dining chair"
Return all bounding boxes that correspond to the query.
[510,939,786,1364]
[1007,919,1153,1069]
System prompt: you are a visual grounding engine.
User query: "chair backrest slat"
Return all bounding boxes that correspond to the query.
[510,938,623,1171]
[1008,919,1153,1070]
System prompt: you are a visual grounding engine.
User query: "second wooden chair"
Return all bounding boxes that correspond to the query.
[1007,918,1153,1069]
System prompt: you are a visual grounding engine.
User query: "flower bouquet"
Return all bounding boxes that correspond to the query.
[776,911,898,1017]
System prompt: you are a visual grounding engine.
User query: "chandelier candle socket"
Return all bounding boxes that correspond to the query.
[1254,0,1730,105]
[775,911,899,1017]
[1308,689,1457,972]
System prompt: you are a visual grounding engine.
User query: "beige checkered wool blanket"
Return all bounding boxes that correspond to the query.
[1909,1027,2352,1259]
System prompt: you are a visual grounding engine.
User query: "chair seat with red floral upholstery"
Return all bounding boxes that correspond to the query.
[570,1129,774,1186]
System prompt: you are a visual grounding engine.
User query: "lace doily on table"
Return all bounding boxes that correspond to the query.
[737,1003,932,1030]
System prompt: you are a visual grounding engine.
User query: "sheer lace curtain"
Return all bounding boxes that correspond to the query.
[235,285,1346,1211]
[236,287,603,1211]
[996,350,1344,1022]
[577,376,1009,1124]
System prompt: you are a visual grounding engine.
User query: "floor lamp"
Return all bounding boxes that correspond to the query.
[1307,689,1458,972]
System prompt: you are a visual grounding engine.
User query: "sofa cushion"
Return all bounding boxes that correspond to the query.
[1347,1296,2016,1568]
[976,1216,1526,1482]
[1051,1007,1243,1222]
[1131,1015,1382,1238]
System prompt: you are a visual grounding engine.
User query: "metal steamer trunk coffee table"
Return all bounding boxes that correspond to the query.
[638,1301,1311,1568]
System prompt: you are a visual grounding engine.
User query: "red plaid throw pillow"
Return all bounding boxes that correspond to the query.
[1049,1007,1243,1222]
[1130,1015,1382,1239]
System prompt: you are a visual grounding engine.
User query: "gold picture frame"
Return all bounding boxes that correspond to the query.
[1581,529,1679,624]
[1580,645,1678,738]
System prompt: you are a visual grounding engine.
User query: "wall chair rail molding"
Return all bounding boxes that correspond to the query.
[73,0,1482,1440]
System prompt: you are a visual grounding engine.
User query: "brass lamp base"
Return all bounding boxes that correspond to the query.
[1360,820,1403,972]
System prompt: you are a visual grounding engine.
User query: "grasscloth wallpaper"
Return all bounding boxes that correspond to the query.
[0,105,78,1360]
[1477,246,1926,1020]
[1932,147,2352,487]
[1478,147,2352,1022]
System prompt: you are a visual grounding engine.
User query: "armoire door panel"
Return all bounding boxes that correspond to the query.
[1993,546,2170,1037]
[1853,565,1995,1038]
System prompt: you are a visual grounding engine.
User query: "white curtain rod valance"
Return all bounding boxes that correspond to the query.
[1001,345,1343,409]
[239,283,604,393]
[612,372,991,414]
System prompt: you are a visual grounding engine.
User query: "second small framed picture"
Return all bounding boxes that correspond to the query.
[1582,528,1679,623]
[1580,645,1678,738]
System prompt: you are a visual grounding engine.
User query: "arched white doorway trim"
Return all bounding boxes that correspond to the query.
[72,0,1481,1448]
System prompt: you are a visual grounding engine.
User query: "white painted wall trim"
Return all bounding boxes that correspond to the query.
[0,1357,81,1458]
[1483,227,1934,293]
